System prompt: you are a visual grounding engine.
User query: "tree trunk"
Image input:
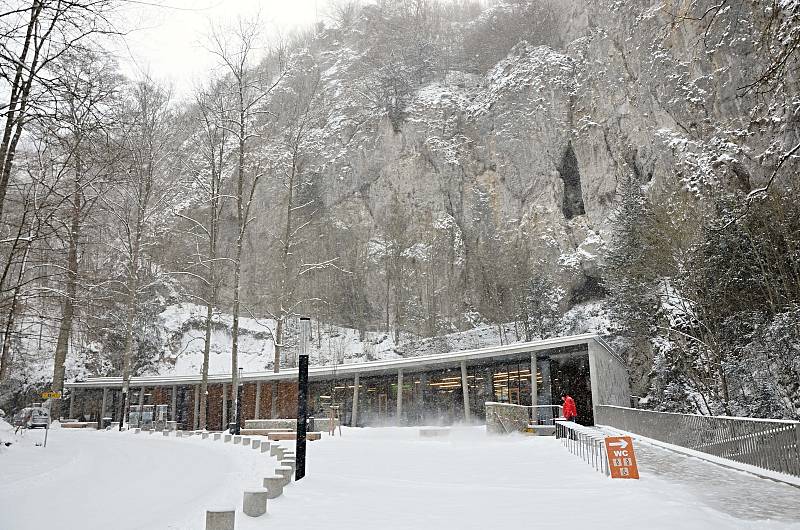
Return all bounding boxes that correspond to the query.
[51,177,82,420]
[274,318,283,372]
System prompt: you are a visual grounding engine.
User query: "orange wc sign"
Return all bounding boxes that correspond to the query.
[604,436,640,479]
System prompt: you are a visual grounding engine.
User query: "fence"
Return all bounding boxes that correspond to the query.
[556,421,609,476]
[485,402,563,434]
[595,405,800,477]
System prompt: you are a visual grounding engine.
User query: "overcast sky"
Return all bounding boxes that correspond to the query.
[113,0,324,97]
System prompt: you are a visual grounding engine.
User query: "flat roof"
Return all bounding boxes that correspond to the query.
[65,333,621,389]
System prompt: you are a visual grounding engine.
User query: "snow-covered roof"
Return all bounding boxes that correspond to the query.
[65,333,619,388]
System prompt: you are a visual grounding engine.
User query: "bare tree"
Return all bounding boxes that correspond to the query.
[106,80,175,430]
[177,80,231,430]
[0,0,118,222]
[47,50,119,418]
[207,18,279,428]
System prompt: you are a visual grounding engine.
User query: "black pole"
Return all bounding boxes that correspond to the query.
[296,353,309,481]
[295,316,311,481]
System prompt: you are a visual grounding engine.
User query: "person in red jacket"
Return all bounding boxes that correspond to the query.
[561,395,577,422]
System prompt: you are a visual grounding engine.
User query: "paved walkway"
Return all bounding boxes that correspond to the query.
[626,435,800,524]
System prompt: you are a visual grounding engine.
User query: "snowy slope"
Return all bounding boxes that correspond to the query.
[153,301,612,378]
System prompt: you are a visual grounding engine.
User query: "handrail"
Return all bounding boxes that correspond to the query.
[556,421,609,476]
[485,402,563,434]
[595,405,800,477]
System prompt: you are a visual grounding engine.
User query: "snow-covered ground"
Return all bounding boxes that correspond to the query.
[2,424,799,529]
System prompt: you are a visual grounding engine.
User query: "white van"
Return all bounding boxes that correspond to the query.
[14,404,49,429]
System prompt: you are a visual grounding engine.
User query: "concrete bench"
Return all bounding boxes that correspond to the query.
[205,509,235,530]
[260,443,271,454]
[268,432,321,441]
[243,489,268,517]
[275,466,293,486]
[251,439,261,449]
[241,428,294,436]
[61,422,98,429]
[419,427,450,438]
[241,437,250,446]
[213,433,221,441]
[176,431,183,438]
[233,435,242,445]
[224,434,232,443]
[201,432,209,440]
[163,430,170,436]
[270,445,284,457]
[262,475,284,499]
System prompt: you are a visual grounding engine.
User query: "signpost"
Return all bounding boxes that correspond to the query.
[40,391,61,448]
[295,317,311,481]
[604,436,639,479]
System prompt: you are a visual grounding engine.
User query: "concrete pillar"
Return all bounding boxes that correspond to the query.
[100,388,109,419]
[460,361,470,423]
[170,385,177,421]
[193,384,200,430]
[352,373,360,427]
[222,383,228,429]
[205,509,235,530]
[255,381,261,419]
[271,383,278,419]
[68,389,76,418]
[396,369,403,424]
[243,489,268,517]
[540,359,553,423]
[531,353,539,424]
[138,387,146,407]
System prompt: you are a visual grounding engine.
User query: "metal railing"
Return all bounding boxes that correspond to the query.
[485,402,563,434]
[596,405,800,477]
[556,421,609,476]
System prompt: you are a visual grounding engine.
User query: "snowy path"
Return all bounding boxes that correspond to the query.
[623,436,800,523]
[2,426,799,530]
[248,427,800,530]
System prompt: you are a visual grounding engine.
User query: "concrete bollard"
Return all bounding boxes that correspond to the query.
[251,439,261,449]
[262,475,284,499]
[275,466,293,486]
[280,459,296,474]
[233,436,241,445]
[205,509,235,530]
[260,443,271,454]
[213,433,221,441]
[242,489,268,517]
[202,432,209,440]
[224,434,232,443]
[241,437,250,446]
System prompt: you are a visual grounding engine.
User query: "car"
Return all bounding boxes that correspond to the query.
[14,404,49,429]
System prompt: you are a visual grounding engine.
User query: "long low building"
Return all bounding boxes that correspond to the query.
[64,333,630,429]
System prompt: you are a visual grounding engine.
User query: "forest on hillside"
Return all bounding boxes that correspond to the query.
[0,0,798,421]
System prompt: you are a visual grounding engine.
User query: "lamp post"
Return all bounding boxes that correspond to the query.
[295,317,311,481]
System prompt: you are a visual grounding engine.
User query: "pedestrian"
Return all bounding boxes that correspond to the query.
[561,394,577,422]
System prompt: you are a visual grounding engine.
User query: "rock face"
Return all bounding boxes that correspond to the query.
[236,0,787,334]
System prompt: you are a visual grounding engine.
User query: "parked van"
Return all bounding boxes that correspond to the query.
[14,404,49,429]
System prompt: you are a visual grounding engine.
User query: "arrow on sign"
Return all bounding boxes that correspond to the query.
[608,439,628,449]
